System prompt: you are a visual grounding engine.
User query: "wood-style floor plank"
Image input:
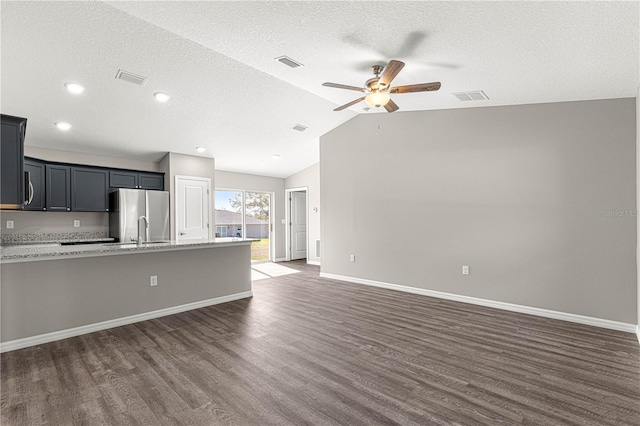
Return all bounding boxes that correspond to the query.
[2,260,639,425]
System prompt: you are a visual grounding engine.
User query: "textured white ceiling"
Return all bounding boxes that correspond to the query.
[1,1,638,178]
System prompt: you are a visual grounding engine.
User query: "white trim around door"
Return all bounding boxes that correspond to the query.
[175,175,213,242]
[285,187,309,262]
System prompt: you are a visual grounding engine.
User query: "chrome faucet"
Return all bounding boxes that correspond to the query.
[138,216,149,244]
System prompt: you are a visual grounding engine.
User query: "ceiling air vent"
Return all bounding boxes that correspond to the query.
[292,124,308,132]
[115,69,148,86]
[453,90,489,101]
[276,56,303,68]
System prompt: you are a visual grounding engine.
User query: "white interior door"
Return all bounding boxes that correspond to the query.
[290,191,307,260]
[176,176,211,241]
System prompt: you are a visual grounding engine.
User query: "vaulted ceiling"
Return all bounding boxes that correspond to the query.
[1,1,637,178]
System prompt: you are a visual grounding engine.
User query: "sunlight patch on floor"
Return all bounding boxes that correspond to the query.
[251,262,301,281]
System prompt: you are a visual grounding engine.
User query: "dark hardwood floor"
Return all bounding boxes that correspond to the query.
[2,260,639,425]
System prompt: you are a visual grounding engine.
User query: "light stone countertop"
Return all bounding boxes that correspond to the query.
[1,238,115,246]
[1,238,255,264]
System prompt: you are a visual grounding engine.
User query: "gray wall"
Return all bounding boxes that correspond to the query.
[25,146,160,172]
[285,163,321,263]
[320,98,637,324]
[216,170,286,260]
[159,152,216,240]
[1,244,251,342]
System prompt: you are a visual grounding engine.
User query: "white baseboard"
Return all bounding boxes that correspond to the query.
[0,291,253,353]
[273,257,288,263]
[307,260,321,266]
[320,273,636,334]
[636,325,640,344]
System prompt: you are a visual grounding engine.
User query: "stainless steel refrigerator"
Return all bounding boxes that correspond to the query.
[109,189,170,243]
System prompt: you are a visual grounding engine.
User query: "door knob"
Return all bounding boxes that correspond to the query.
[179,232,186,236]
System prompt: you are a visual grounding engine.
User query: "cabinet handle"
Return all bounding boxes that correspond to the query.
[43,208,47,211]
[67,208,70,211]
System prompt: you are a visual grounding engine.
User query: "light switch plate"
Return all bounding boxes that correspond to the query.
[6,220,14,229]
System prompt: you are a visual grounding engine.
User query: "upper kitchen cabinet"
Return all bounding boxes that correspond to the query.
[46,164,71,211]
[24,158,46,211]
[109,170,164,190]
[138,172,164,190]
[109,170,137,189]
[0,114,27,209]
[71,167,109,212]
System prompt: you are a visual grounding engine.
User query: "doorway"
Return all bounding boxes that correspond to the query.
[215,189,272,262]
[286,188,308,261]
[175,176,212,242]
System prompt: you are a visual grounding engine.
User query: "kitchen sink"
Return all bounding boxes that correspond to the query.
[116,241,171,246]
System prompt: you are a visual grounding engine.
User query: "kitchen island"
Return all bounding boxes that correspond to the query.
[1,239,253,352]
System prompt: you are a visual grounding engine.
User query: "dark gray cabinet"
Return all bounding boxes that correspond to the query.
[138,172,164,190]
[109,170,164,190]
[71,167,109,212]
[46,165,71,212]
[1,114,27,209]
[109,170,137,189]
[21,156,164,213]
[24,158,46,210]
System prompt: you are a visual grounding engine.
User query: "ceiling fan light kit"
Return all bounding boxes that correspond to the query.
[323,59,440,113]
[365,91,391,107]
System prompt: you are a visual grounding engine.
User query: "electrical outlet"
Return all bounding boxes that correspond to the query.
[462,265,470,275]
[350,254,355,262]
[6,220,14,229]
[150,275,158,286]
[73,220,80,228]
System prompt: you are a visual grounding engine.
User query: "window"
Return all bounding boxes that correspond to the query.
[215,189,272,262]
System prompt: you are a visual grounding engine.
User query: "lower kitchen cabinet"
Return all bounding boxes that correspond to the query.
[71,167,109,212]
[46,165,71,212]
[24,158,46,211]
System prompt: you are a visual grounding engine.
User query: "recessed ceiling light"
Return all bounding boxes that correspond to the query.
[64,82,85,94]
[271,154,281,160]
[195,146,206,153]
[55,122,72,131]
[154,92,170,102]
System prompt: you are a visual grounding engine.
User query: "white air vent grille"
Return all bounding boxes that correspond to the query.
[292,124,308,132]
[453,90,489,101]
[115,69,148,86]
[275,56,303,68]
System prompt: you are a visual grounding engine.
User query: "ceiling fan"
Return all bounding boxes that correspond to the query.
[323,60,440,113]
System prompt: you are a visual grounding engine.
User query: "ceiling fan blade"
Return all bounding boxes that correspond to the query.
[378,60,405,88]
[384,98,399,113]
[323,82,365,92]
[334,97,366,111]
[390,82,441,94]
